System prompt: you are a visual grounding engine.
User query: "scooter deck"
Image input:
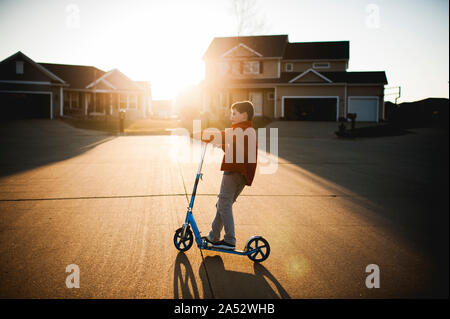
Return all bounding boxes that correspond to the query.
[200,243,257,256]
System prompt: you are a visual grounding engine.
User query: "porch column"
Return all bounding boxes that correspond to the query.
[84,93,88,115]
[50,93,54,120]
[274,87,277,118]
[60,87,64,117]
[69,92,72,109]
[110,93,113,115]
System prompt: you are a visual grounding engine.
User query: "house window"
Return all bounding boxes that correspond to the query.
[16,61,24,74]
[285,63,293,72]
[313,62,330,69]
[243,61,260,74]
[267,92,274,101]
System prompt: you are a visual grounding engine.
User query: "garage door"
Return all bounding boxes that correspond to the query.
[348,97,378,122]
[0,92,51,119]
[284,98,337,121]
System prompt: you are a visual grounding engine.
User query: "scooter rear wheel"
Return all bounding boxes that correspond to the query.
[174,227,194,252]
[246,237,270,262]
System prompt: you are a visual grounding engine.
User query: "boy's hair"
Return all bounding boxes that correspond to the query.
[231,101,254,121]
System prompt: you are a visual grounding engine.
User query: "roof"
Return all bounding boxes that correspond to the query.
[0,51,66,84]
[39,63,143,91]
[222,71,387,85]
[283,41,349,60]
[321,71,387,84]
[203,35,350,60]
[39,63,105,89]
[203,35,289,60]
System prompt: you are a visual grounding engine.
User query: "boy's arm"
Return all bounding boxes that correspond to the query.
[194,129,226,151]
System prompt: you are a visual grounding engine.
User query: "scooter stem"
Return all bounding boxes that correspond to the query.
[187,141,208,212]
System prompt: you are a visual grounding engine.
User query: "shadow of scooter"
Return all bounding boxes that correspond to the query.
[173,253,290,299]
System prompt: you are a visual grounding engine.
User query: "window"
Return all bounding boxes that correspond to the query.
[120,94,128,109]
[129,94,138,108]
[243,61,260,74]
[313,62,330,69]
[71,92,79,108]
[16,61,24,74]
[285,63,293,72]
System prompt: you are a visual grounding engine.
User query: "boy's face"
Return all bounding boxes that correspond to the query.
[230,108,248,124]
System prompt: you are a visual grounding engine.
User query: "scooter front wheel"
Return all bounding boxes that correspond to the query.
[246,237,270,262]
[174,227,194,252]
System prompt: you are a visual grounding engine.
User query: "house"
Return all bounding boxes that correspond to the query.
[202,35,388,122]
[0,51,151,120]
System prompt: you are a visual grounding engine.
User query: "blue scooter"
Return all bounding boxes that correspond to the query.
[173,141,270,262]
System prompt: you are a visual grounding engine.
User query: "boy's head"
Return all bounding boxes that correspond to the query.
[230,101,254,124]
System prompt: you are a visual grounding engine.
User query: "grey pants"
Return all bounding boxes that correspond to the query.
[208,171,246,245]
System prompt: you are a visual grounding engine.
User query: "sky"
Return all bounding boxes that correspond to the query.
[0,0,448,102]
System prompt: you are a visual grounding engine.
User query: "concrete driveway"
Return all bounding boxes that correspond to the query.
[0,119,447,298]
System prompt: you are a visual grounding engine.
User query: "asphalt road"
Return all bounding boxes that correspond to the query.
[0,119,448,298]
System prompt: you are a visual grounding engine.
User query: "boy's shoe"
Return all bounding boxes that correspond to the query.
[213,240,235,250]
[202,234,219,246]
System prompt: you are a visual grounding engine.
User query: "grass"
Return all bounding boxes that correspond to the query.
[61,116,120,133]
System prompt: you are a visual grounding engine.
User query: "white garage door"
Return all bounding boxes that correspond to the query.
[348,97,378,122]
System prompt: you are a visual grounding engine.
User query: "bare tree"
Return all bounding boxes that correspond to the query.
[229,0,267,36]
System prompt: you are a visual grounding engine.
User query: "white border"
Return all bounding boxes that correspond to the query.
[281,95,339,121]
[0,90,53,119]
[347,96,379,123]
[288,68,333,83]
[285,63,293,72]
[312,62,330,69]
[221,43,263,58]
[0,80,52,85]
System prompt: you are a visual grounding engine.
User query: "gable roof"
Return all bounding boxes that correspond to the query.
[203,35,350,61]
[283,41,349,60]
[39,64,143,91]
[203,35,289,60]
[1,51,66,84]
[39,62,106,89]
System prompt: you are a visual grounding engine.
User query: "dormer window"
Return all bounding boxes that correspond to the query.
[16,61,24,74]
[285,63,293,72]
[313,62,330,69]
[243,61,260,74]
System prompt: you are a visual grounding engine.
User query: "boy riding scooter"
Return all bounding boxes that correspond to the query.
[197,101,257,250]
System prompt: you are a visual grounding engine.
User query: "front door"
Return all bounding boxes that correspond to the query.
[249,91,263,116]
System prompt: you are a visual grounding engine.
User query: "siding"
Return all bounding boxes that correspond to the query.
[282,61,347,72]
[205,59,280,82]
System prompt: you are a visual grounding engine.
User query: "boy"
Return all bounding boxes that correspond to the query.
[198,101,257,250]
